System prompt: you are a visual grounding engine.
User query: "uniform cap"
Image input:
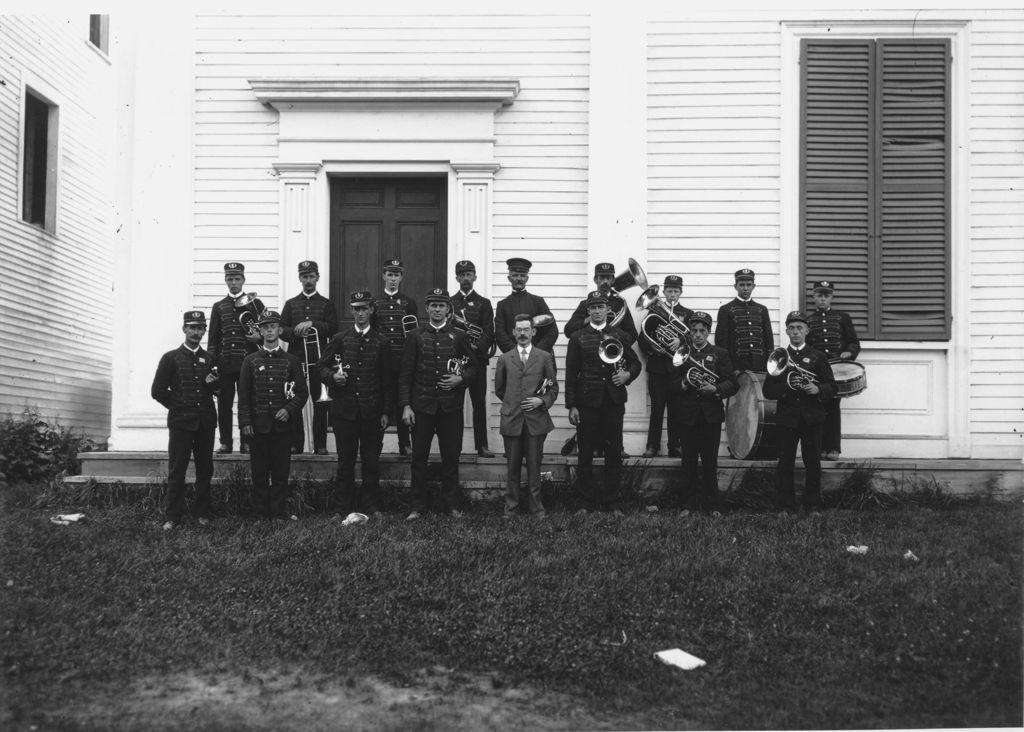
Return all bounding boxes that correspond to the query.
[506,257,532,273]
[593,262,615,276]
[455,260,476,274]
[812,280,835,293]
[258,310,282,325]
[425,288,451,304]
[224,262,245,276]
[183,310,207,326]
[298,260,319,275]
[350,290,373,306]
[687,311,712,329]
[734,268,755,282]
[383,258,404,272]
[663,275,683,289]
[586,290,609,306]
[785,310,808,325]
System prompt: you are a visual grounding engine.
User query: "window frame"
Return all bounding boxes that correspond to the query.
[19,84,60,235]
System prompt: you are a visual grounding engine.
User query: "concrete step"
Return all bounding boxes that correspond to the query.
[67,452,1023,499]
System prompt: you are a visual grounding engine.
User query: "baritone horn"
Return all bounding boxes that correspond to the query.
[235,292,265,337]
[637,285,692,356]
[598,335,627,372]
[767,347,819,390]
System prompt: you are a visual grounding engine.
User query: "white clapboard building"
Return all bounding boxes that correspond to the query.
[2,5,1022,460]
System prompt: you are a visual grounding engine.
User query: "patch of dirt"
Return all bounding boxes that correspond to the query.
[27,666,618,731]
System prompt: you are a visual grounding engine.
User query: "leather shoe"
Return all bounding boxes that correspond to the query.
[216,443,232,455]
[477,447,495,458]
[620,450,631,459]
[399,445,411,458]
[668,447,681,458]
[291,447,301,455]
[315,448,329,456]
[239,444,250,455]
[825,451,840,460]
[642,448,659,458]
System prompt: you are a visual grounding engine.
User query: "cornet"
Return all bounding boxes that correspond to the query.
[767,347,820,390]
[451,308,496,357]
[438,356,470,390]
[234,292,265,338]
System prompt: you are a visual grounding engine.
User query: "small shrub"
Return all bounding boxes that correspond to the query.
[828,461,901,510]
[0,409,95,484]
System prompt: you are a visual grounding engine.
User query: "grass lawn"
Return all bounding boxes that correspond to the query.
[1,481,1020,731]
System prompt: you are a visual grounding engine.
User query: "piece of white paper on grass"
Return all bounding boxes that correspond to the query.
[49,513,85,526]
[654,648,706,670]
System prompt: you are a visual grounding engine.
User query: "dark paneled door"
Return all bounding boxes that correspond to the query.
[329,176,447,329]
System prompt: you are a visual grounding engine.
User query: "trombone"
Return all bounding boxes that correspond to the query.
[767,347,820,390]
[299,326,331,454]
[402,314,419,335]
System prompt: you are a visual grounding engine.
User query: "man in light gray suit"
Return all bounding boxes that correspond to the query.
[494,313,559,519]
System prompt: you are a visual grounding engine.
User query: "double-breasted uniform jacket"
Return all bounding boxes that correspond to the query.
[280,291,338,358]
[399,322,479,415]
[564,325,642,409]
[761,345,837,427]
[208,294,265,374]
[237,347,309,434]
[667,344,739,424]
[317,327,394,421]
[806,308,861,361]
[494,347,559,437]
[494,290,558,354]
[151,345,219,430]
[371,290,418,360]
[450,289,495,362]
[714,297,774,372]
[564,292,640,343]
[638,301,694,374]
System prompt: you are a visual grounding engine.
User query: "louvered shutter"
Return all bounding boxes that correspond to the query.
[800,40,874,334]
[877,39,951,339]
[800,38,951,341]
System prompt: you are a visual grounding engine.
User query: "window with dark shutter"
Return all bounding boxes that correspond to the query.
[800,38,951,341]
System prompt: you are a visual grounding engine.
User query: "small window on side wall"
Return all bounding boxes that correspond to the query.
[22,88,58,232]
[89,15,109,55]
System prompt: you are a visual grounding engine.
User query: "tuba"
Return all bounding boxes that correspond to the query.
[637,285,692,356]
[767,347,819,390]
[605,259,649,327]
[234,292,265,337]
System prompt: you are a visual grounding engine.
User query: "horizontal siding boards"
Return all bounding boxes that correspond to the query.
[193,14,589,331]
[0,16,113,442]
[646,18,783,320]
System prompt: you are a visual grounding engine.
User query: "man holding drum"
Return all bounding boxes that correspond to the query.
[806,280,861,461]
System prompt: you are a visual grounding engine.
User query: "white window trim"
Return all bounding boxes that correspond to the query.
[17,71,63,238]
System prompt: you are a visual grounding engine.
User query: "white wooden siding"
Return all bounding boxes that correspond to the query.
[0,15,114,442]
[193,13,590,345]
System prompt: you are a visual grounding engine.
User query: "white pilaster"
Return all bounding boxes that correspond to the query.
[451,162,500,300]
[274,162,323,306]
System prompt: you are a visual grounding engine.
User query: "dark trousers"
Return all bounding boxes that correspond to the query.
[822,397,842,454]
[165,424,215,521]
[332,413,384,515]
[389,381,411,449]
[577,402,624,510]
[410,409,464,512]
[292,377,329,452]
[216,372,249,449]
[647,372,680,451]
[503,426,547,516]
[677,414,722,508]
[467,361,490,450]
[249,431,293,518]
[776,419,824,508]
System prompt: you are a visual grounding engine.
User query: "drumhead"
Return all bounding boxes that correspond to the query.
[726,371,777,460]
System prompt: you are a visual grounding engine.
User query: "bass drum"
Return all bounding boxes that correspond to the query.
[725,371,778,460]
[831,360,867,398]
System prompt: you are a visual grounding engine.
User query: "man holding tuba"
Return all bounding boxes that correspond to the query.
[563,262,640,343]
[667,311,738,510]
[400,289,479,519]
[207,262,264,455]
[450,259,496,458]
[280,260,338,455]
[638,275,692,458]
[565,290,641,511]
[371,258,419,457]
[762,311,837,512]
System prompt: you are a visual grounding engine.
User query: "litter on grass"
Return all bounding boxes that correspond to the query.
[341,512,369,525]
[655,648,706,671]
[903,550,920,562]
[846,545,869,555]
[49,513,85,526]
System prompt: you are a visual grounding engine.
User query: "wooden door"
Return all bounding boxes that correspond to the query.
[329,176,447,328]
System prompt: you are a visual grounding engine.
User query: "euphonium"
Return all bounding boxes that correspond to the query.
[671,347,719,389]
[234,292,265,337]
[637,285,692,356]
[767,347,819,390]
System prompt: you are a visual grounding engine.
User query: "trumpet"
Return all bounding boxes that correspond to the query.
[671,347,719,389]
[767,347,820,390]
[637,285,692,356]
[402,314,419,335]
[598,335,627,372]
[234,292,265,337]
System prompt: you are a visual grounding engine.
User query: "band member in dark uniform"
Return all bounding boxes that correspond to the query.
[565,290,642,511]
[238,310,308,521]
[762,311,836,511]
[280,260,338,455]
[450,259,496,458]
[400,289,479,520]
[640,274,693,458]
[668,311,738,510]
[494,258,558,354]
[806,280,861,461]
[318,291,393,518]
[715,268,774,374]
[494,314,559,519]
[151,310,220,530]
[563,262,640,343]
[207,262,264,454]
[372,258,418,456]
